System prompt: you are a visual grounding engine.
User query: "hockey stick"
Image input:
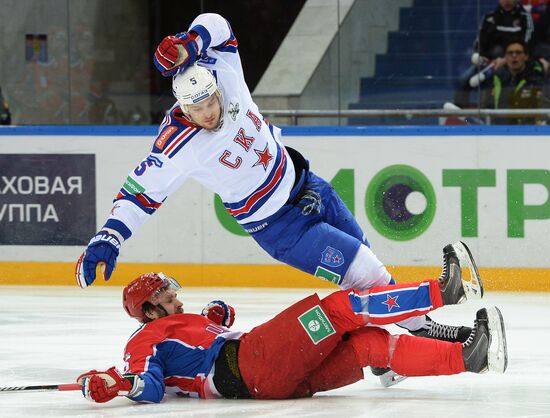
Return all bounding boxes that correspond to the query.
[0,383,81,393]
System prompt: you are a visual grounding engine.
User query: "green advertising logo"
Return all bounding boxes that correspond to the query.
[314,266,342,285]
[123,177,145,194]
[214,166,550,240]
[298,305,336,344]
[365,165,436,241]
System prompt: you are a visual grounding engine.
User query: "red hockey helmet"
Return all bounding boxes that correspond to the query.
[123,272,181,322]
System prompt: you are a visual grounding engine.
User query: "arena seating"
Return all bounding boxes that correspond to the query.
[349,0,496,125]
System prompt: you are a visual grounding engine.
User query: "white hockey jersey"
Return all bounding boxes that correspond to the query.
[106,13,295,239]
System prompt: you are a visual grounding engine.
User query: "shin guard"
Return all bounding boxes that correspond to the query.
[389,334,466,376]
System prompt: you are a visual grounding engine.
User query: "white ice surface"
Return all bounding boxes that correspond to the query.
[1,286,549,418]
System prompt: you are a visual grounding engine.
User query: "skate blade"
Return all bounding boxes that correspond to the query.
[378,370,408,388]
[487,306,508,373]
[453,241,484,300]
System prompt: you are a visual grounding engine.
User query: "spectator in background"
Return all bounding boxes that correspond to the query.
[0,87,11,125]
[455,0,534,108]
[532,1,550,73]
[482,40,546,124]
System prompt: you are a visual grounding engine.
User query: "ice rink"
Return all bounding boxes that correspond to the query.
[1,285,549,418]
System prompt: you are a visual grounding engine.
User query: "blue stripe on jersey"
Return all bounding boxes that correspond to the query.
[222,142,287,221]
[267,121,275,138]
[129,336,226,403]
[368,283,432,316]
[168,128,201,158]
[103,218,132,240]
[348,292,367,313]
[160,337,226,378]
[189,24,212,50]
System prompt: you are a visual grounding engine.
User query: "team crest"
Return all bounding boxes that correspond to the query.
[228,101,240,121]
[320,246,344,268]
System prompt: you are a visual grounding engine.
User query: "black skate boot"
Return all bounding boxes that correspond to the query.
[439,241,483,305]
[462,307,508,373]
[410,316,472,343]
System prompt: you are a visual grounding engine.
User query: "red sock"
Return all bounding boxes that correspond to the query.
[390,334,466,376]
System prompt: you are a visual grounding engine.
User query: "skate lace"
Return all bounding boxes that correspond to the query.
[462,320,478,348]
[428,321,460,340]
[438,252,449,282]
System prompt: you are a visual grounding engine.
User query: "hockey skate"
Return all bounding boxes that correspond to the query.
[462,306,508,373]
[410,316,472,343]
[371,367,408,388]
[439,241,483,305]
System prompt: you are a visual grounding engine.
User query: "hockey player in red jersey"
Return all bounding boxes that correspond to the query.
[76,268,508,403]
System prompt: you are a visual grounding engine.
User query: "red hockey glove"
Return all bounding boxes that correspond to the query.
[76,367,133,403]
[201,300,235,328]
[154,32,199,77]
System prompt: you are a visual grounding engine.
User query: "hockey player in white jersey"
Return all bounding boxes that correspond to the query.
[75,14,484,367]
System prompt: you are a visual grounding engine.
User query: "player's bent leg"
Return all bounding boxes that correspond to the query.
[238,293,344,400]
[320,281,444,332]
[389,334,466,376]
[342,245,429,333]
[291,337,364,398]
[340,244,392,290]
[345,327,465,379]
[374,306,507,386]
[249,204,363,287]
[344,281,444,326]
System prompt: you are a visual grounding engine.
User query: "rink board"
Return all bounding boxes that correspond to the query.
[0,125,549,289]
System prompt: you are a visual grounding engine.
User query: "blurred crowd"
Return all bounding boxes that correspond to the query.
[455,0,550,124]
[3,0,550,126]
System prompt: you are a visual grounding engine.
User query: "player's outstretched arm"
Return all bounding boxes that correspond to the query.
[76,367,142,403]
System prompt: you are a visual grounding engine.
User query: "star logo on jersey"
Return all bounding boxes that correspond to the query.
[252,144,273,171]
[382,294,400,312]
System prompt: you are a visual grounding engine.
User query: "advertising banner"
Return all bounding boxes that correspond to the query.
[0,131,549,269]
[0,154,95,245]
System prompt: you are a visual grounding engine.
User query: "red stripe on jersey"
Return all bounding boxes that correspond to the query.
[228,149,286,216]
[225,38,238,47]
[164,126,195,155]
[164,375,205,398]
[135,193,161,209]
